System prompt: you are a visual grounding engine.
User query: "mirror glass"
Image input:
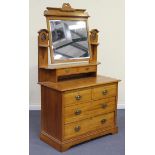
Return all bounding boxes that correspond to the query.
[49,20,90,61]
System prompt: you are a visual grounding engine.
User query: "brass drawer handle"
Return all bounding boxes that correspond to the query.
[65,69,70,73]
[101,119,107,124]
[74,126,81,132]
[101,103,107,109]
[75,95,82,100]
[102,90,108,95]
[75,109,82,115]
[85,67,90,70]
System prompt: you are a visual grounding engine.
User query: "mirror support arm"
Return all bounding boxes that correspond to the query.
[89,29,99,63]
[38,29,49,68]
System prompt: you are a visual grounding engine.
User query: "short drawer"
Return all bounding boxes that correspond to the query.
[57,66,96,76]
[92,84,117,100]
[57,68,78,76]
[78,66,96,73]
[63,88,91,107]
[64,112,115,139]
[64,97,115,124]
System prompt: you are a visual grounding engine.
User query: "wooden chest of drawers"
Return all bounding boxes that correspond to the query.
[39,75,120,151]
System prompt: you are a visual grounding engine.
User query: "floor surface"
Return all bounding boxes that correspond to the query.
[29,110,125,155]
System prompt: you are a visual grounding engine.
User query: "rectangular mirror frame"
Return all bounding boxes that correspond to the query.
[44,6,92,64]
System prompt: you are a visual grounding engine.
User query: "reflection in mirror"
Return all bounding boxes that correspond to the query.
[49,20,90,61]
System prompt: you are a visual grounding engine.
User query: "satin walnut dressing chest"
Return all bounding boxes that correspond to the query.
[38,3,120,152]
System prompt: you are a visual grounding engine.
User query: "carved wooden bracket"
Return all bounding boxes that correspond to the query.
[38,29,49,47]
[90,29,99,44]
[61,3,75,12]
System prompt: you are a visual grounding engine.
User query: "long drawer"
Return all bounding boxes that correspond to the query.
[64,97,116,124]
[92,84,117,100]
[64,112,115,140]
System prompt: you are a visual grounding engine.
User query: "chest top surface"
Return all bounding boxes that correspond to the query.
[39,75,120,91]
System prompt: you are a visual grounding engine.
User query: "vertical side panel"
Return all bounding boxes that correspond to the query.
[38,69,57,82]
[38,46,48,68]
[114,82,119,126]
[41,86,62,140]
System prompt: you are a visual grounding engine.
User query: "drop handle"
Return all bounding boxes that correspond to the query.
[101,103,107,109]
[74,126,81,132]
[75,109,82,115]
[102,90,108,95]
[65,69,70,73]
[101,119,107,124]
[75,95,82,100]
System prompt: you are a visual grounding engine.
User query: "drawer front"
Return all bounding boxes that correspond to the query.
[63,88,91,107]
[57,66,96,76]
[78,66,96,73]
[92,84,117,100]
[64,112,115,139]
[64,101,91,124]
[64,97,115,124]
[57,68,78,76]
[90,97,115,116]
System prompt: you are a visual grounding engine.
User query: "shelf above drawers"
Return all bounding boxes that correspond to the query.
[39,75,120,91]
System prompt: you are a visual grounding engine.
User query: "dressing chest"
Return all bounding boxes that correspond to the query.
[38,3,120,152]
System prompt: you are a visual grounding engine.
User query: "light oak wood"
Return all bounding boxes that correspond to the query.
[45,3,92,64]
[64,112,114,139]
[44,3,89,18]
[39,75,120,91]
[56,65,97,76]
[41,86,63,140]
[40,126,118,152]
[89,29,99,63]
[38,3,120,152]
[78,65,96,74]
[64,97,116,124]
[39,76,120,151]
[92,84,117,100]
[38,5,100,82]
[40,62,100,70]
[63,88,92,106]
[38,62,99,82]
